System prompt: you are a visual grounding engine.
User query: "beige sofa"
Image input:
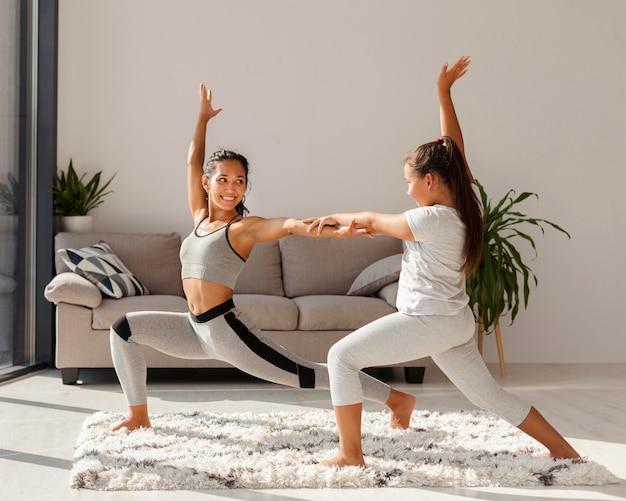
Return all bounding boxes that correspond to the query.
[44,231,429,385]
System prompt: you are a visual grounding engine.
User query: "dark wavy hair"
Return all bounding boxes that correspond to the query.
[204,149,250,216]
[403,136,483,275]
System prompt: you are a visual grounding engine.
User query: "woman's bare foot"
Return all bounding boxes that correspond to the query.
[322,453,366,468]
[111,404,152,431]
[111,416,151,432]
[387,389,416,429]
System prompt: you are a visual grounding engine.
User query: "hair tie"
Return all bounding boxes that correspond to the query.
[436,137,444,145]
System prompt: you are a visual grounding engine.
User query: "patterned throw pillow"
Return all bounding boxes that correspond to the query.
[57,241,148,299]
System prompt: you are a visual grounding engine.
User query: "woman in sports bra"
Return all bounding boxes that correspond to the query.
[109,84,416,432]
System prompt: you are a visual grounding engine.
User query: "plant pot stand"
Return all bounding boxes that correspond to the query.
[477,318,506,377]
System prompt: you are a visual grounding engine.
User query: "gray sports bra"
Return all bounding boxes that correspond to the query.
[180,216,246,289]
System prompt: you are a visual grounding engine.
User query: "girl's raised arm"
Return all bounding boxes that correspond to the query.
[437,56,474,182]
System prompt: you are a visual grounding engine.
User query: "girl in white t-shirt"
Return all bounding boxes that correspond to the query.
[308,56,580,468]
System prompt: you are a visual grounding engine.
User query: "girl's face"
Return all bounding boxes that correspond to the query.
[404,163,433,207]
[204,159,247,211]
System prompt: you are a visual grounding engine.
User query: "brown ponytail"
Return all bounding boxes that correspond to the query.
[403,137,483,275]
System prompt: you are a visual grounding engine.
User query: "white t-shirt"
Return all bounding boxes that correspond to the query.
[396,185,481,316]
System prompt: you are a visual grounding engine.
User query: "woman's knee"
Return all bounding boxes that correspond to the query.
[111,315,132,341]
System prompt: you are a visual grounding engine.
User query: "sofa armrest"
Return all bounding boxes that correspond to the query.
[44,272,102,308]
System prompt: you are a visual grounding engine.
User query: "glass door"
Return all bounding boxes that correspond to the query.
[0,0,56,379]
[0,0,22,370]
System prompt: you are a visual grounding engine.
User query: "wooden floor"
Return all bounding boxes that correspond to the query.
[1,363,625,500]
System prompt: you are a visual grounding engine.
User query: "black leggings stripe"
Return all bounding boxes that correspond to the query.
[224,311,316,388]
[112,315,132,341]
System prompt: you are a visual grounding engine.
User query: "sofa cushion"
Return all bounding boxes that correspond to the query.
[44,272,102,308]
[234,294,298,330]
[234,241,284,296]
[279,235,403,297]
[55,232,183,296]
[58,242,149,299]
[347,254,402,296]
[293,295,396,331]
[92,295,188,330]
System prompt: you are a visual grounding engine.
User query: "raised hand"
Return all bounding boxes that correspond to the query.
[437,55,471,94]
[199,83,223,121]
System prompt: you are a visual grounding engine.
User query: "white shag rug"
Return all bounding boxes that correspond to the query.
[71,409,619,490]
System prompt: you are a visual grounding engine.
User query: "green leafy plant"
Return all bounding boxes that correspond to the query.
[52,159,115,216]
[466,180,570,334]
[0,172,18,215]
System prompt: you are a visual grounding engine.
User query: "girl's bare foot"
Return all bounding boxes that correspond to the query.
[517,407,581,460]
[533,447,581,460]
[322,453,366,468]
[387,389,416,429]
[551,446,581,460]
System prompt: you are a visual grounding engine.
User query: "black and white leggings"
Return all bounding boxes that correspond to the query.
[110,299,391,407]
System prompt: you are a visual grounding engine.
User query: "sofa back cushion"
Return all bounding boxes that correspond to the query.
[279,235,403,297]
[234,241,284,296]
[55,232,183,296]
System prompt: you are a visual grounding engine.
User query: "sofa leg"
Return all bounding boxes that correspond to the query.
[61,368,79,385]
[404,366,425,384]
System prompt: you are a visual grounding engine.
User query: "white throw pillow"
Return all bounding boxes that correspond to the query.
[44,272,103,307]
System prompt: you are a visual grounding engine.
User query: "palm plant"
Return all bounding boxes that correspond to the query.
[466,180,570,335]
[52,159,115,216]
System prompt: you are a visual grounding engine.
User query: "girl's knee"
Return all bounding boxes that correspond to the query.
[327,343,343,366]
[328,342,359,372]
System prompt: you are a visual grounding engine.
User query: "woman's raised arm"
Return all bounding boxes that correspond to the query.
[187,84,222,223]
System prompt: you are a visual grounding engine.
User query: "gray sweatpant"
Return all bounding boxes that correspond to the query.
[328,306,531,426]
[110,299,391,407]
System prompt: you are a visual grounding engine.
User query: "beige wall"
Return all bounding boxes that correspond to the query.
[57,0,626,363]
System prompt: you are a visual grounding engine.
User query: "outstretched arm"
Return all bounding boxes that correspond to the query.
[238,216,373,246]
[230,216,374,258]
[437,56,475,183]
[188,84,223,224]
[307,212,413,241]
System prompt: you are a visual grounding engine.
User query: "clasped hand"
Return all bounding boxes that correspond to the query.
[303,217,374,238]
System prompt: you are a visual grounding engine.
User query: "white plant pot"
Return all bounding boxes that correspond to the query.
[57,215,93,233]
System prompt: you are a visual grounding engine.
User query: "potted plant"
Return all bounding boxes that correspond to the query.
[52,159,115,232]
[0,172,18,231]
[466,180,570,376]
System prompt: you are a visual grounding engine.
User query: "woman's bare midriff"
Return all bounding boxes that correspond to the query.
[182,278,234,315]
